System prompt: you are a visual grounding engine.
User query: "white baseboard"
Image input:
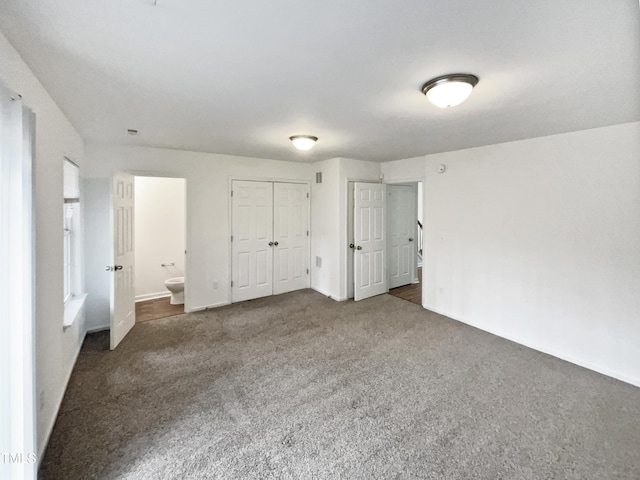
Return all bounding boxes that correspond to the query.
[422,303,640,389]
[86,325,109,334]
[135,292,170,302]
[189,300,229,312]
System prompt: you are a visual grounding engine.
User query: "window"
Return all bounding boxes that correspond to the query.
[63,158,79,304]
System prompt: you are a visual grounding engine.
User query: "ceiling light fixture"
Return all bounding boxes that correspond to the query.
[421,74,479,108]
[289,135,318,151]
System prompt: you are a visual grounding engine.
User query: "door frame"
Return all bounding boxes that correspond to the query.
[387,182,419,286]
[227,176,311,305]
[345,177,424,300]
[112,170,189,311]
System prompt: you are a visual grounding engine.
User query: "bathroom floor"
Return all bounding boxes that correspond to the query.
[135,297,184,323]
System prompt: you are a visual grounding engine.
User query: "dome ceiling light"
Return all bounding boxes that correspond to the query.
[289,135,318,151]
[421,74,479,108]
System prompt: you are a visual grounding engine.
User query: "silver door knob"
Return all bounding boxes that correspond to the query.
[356,246,362,250]
[274,241,279,246]
[268,241,274,246]
[408,238,414,242]
[349,243,355,249]
[105,266,113,271]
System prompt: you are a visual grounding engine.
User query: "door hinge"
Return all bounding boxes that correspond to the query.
[307,192,309,198]
[307,268,309,274]
[231,280,234,287]
[306,230,309,237]
[231,190,233,197]
[231,235,233,242]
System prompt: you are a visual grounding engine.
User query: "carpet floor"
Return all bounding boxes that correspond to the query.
[40,290,640,479]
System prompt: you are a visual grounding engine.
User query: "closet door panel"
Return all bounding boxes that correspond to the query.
[232,181,274,302]
[273,182,310,295]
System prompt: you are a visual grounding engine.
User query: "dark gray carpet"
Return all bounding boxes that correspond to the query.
[40,290,640,479]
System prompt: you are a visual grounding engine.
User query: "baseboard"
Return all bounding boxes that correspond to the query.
[422,304,640,389]
[189,300,229,312]
[86,325,109,334]
[310,286,338,299]
[135,292,170,302]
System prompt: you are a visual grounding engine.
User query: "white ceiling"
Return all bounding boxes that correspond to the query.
[0,0,639,162]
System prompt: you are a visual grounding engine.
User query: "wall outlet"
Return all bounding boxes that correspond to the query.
[316,256,322,268]
[213,280,218,289]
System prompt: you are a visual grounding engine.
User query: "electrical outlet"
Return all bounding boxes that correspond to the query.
[213,281,218,289]
[316,256,322,268]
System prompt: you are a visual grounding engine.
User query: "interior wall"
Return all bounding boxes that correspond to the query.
[309,158,341,298]
[0,31,86,459]
[83,143,313,330]
[410,122,640,387]
[134,176,186,301]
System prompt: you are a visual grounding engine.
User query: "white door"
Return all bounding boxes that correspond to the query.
[354,182,387,301]
[273,182,310,295]
[231,181,274,302]
[388,185,416,289]
[110,172,136,350]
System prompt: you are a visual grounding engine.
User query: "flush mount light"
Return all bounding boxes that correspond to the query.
[289,135,318,151]
[421,74,479,108]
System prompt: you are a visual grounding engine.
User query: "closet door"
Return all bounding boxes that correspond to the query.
[273,182,310,295]
[231,181,274,302]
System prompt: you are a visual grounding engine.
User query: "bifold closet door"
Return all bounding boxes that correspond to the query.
[273,182,310,295]
[231,181,274,302]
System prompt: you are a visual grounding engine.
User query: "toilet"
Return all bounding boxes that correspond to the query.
[164,277,184,305]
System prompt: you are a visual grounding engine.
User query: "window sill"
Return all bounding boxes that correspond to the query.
[63,293,87,329]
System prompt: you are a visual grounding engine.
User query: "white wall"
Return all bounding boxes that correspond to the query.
[84,143,313,330]
[134,176,186,300]
[405,122,640,387]
[309,157,382,300]
[0,31,86,460]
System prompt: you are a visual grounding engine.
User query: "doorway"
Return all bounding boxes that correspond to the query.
[388,181,422,306]
[134,176,186,322]
[347,181,422,304]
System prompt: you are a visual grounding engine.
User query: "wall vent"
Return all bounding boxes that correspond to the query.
[315,172,322,184]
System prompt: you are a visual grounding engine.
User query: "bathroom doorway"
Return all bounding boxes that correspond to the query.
[134,176,187,322]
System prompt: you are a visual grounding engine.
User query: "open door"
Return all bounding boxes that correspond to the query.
[388,184,417,289]
[354,182,387,301]
[109,172,136,349]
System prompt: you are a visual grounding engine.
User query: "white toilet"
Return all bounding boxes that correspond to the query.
[164,277,184,305]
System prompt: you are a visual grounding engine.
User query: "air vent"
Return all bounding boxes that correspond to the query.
[127,129,138,135]
[315,172,322,184]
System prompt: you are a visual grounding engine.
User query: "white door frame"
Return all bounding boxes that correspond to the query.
[387,183,418,288]
[112,171,189,311]
[346,177,424,300]
[227,176,311,305]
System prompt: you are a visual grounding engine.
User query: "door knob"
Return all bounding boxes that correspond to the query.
[114,265,123,271]
[268,241,274,246]
[274,241,279,246]
[349,243,355,249]
[105,266,113,272]
[408,238,414,242]
[356,246,362,250]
